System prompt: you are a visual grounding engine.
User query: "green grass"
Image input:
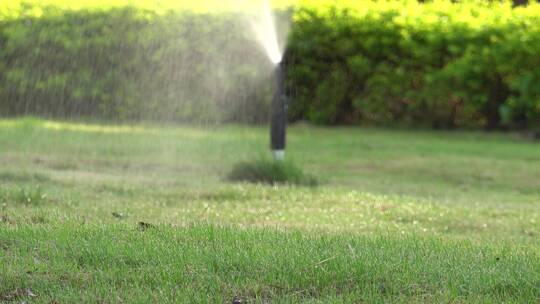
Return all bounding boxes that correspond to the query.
[1,117,539,303]
[2,224,539,303]
[228,159,318,186]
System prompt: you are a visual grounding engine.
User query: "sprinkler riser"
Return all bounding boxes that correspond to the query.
[272,150,285,161]
[270,62,287,160]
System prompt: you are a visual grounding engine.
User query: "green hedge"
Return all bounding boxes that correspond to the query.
[1,1,539,129]
[0,7,276,123]
[286,1,540,129]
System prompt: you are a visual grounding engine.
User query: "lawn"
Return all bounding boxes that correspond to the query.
[1,117,539,303]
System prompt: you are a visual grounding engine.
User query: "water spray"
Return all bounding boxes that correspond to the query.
[249,0,288,161]
[270,60,287,161]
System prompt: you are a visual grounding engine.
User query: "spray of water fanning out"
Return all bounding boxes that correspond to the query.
[250,0,284,64]
[247,0,289,160]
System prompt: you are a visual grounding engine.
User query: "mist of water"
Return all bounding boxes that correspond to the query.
[2,0,290,125]
[249,0,285,65]
[1,0,292,188]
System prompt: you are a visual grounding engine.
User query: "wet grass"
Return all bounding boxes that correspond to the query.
[0,117,539,303]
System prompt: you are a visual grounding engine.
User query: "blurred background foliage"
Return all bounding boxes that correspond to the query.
[287,0,540,130]
[0,0,539,129]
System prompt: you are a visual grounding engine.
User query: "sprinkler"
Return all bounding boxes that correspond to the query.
[270,61,287,161]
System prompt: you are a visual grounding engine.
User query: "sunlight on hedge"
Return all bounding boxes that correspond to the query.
[2,0,539,21]
[0,0,295,18]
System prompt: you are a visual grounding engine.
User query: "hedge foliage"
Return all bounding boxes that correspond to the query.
[0,3,281,123]
[1,1,539,129]
[287,1,540,129]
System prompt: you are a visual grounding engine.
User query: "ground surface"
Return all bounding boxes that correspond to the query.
[1,117,539,303]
